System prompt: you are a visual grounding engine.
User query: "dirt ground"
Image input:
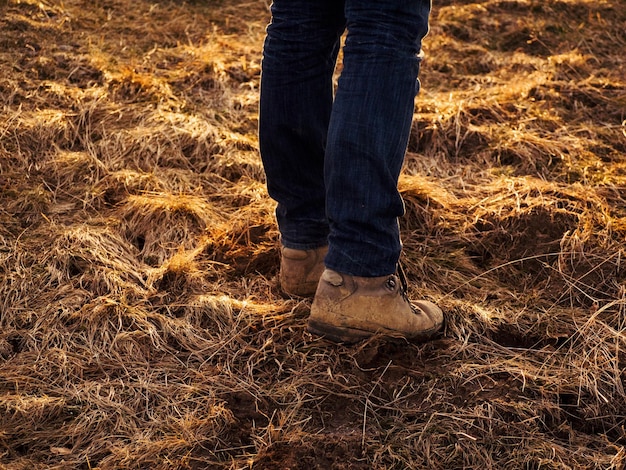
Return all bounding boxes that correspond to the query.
[1,0,625,468]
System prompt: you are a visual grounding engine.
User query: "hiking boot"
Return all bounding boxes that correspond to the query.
[308,267,444,343]
[279,245,328,297]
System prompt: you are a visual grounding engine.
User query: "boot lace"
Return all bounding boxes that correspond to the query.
[396,261,410,303]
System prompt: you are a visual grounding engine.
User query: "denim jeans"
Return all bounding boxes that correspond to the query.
[259,0,431,277]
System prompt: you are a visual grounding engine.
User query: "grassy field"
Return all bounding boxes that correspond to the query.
[1,0,625,468]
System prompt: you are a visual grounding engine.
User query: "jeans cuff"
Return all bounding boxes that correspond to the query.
[281,238,329,251]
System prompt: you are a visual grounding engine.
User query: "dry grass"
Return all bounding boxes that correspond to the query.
[1,0,625,468]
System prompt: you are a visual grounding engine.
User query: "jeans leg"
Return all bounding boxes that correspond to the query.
[259,0,345,250]
[324,0,431,277]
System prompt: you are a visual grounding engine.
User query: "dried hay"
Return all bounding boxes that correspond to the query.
[1,0,625,468]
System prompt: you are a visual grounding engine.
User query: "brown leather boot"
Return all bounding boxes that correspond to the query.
[279,246,328,297]
[308,267,444,343]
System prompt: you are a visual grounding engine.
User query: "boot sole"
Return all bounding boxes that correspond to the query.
[307,319,443,344]
[280,283,318,298]
[307,320,373,344]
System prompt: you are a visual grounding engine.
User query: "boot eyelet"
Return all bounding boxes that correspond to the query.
[385,277,396,290]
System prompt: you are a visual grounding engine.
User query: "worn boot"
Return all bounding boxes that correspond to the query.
[279,246,328,297]
[308,267,444,343]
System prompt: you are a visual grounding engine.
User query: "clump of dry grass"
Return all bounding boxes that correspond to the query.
[115,191,223,265]
[46,223,149,297]
[1,0,625,468]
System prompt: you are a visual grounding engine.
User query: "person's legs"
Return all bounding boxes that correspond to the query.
[309,0,443,342]
[324,0,431,277]
[259,0,345,251]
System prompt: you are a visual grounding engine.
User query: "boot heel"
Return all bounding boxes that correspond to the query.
[307,320,371,344]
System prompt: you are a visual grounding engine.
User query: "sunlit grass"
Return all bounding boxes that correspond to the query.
[0,0,625,468]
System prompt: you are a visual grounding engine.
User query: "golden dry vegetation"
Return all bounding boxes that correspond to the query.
[1,0,625,468]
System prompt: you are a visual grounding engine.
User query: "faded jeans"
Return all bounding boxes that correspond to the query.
[259,0,431,277]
